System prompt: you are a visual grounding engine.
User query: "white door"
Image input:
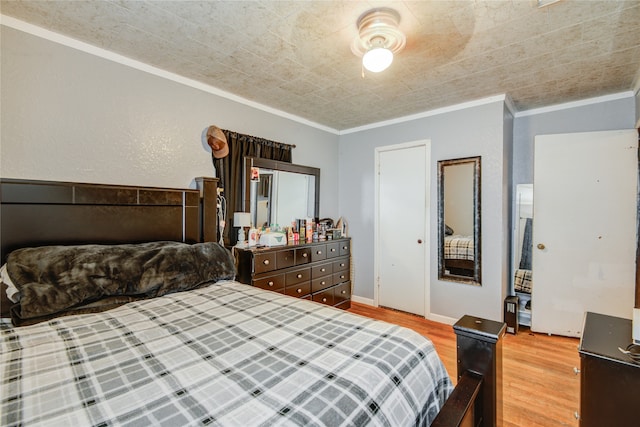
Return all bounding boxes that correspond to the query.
[376,142,430,316]
[532,130,637,337]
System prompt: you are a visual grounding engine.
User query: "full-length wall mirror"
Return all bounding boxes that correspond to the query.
[243,157,320,228]
[438,156,481,285]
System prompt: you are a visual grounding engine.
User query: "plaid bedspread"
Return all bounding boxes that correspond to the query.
[444,236,474,260]
[1,281,452,426]
[514,268,532,293]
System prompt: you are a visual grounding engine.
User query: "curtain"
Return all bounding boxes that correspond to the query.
[213,131,293,245]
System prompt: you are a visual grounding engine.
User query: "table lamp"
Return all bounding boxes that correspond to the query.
[234,212,251,247]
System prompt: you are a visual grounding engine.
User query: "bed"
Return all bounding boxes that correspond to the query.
[443,235,475,277]
[0,177,502,426]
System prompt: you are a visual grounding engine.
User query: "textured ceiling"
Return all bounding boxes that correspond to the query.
[2,0,640,131]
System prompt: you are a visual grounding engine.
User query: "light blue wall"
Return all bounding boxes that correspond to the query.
[338,100,511,322]
[636,90,640,126]
[1,25,341,219]
[512,96,636,189]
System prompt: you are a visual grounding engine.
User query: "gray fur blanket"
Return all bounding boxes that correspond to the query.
[6,241,236,323]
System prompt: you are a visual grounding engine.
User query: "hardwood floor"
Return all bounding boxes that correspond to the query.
[348,302,581,427]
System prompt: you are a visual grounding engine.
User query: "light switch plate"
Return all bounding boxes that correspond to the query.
[633,308,640,344]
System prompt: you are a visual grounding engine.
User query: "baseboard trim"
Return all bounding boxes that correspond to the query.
[351,296,458,325]
[351,295,375,306]
[427,313,458,325]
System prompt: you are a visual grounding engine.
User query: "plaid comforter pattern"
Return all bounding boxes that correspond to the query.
[514,269,532,293]
[444,236,474,260]
[1,281,452,427]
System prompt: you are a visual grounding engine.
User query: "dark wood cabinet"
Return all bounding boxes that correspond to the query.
[235,238,351,309]
[578,311,640,426]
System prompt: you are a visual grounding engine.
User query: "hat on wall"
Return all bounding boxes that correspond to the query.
[206,125,229,159]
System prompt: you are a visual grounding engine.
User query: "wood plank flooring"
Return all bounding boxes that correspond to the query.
[348,302,581,427]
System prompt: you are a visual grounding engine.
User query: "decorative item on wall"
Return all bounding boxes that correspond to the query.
[206,125,229,159]
[233,212,251,247]
[351,8,406,74]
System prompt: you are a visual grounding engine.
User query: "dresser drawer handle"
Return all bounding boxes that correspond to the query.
[331,248,336,252]
[342,246,347,250]
[320,268,326,272]
[297,273,303,279]
[302,253,308,258]
[263,259,270,265]
[316,250,322,255]
[340,275,345,279]
[297,288,302,294]
[322,297,327,303]
[340,263,345,267]
[341,290,346,294]
[321,281,326,285]
[268,281,274,287]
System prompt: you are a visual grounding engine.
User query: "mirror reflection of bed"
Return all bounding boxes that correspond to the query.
[438,156,481,285]
[513,184,533,325]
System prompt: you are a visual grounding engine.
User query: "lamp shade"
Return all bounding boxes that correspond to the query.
[234,212,251,227]
[362,47,393,72]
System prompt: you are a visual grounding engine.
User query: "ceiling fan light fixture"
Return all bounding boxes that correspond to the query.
[351,8,405,73]
[362,47,394,72]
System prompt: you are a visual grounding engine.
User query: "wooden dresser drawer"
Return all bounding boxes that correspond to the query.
[326,242,340,258]
[253,274,285,292]
[311,276,333,293]
[285,282,311,298]
[333,270,349,284]
[339,241,350,257]
[285,268,311,285]
[276,249,295,269]
[312,289,334,306]
[295,247,312,265]
[334,281,351,305]
[254,253,277,274]
[310,244,327,262]
[333,258,349,272]
[311,262,332,278]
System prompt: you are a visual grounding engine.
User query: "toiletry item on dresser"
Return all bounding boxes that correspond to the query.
[306,218,313,243]
[298,219,306,241]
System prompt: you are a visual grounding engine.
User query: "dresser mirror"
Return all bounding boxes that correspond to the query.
[437,156,481,285]
[243,157,320,228]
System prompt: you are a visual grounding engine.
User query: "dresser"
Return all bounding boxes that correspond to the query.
[578,311,640,426]
[234,238,351,309]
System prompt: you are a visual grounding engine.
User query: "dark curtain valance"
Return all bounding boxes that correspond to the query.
[213,131,293,245]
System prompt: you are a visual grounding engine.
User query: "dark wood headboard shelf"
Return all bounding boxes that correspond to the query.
[0,177,218,262]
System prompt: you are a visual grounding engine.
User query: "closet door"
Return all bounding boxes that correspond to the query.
[376,141,430,316]
[531,130,637,337]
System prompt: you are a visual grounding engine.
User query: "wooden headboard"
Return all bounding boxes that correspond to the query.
[0,177,219,263]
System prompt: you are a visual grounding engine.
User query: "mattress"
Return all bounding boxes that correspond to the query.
[1,281,452,426]
[444,235,474,261]
[514,268,532,293]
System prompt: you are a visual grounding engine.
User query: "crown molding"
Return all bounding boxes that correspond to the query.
[340,94,509,135]
[1,15,339,135]
[514,91,635,118]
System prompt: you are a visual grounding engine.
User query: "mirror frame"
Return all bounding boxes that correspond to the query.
[437,156,482,286]
[243,157,320,226]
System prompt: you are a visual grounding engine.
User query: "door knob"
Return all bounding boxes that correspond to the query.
[537,243,546,250]
[417,239,423,244]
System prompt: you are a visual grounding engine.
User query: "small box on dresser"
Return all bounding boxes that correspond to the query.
[235,238,351,309]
